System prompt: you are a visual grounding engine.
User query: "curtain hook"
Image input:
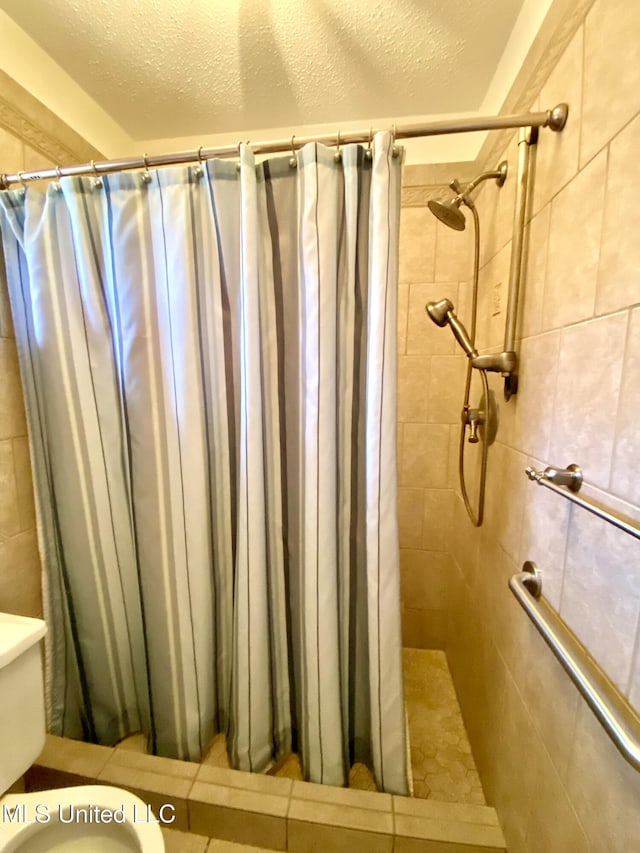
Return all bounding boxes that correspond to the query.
[194,146,204,179]
[236,140,252,171]
[365,128,373,160]
[289,135,298,169]
[54,165,63,192]
[17,171,28,192]
[141,152,152,184]
[391,123,399,158]
[334,129,342,163]
[91,159,103,189]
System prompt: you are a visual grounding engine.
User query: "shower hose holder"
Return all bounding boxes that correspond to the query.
[470,350,517,375]
[471,349,518,397]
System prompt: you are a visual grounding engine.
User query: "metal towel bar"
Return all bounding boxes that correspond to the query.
[510,562,640,771]
[525,464,640,541]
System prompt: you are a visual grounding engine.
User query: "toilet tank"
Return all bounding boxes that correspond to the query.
[0,613,47,794]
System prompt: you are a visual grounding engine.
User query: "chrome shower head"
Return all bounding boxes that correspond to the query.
[428,161,508,231]
[425,298,477,358]
[427,198,466,232]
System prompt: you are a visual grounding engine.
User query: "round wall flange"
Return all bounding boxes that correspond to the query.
[566,463,583,492]
[478,389,499,446]
[547,103,569,132]
[522,561,543,599]
[496,160,508,187]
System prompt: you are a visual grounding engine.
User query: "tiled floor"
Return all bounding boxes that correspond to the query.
[403,648,486,804]
[263,752,378,791]
[120,647,484,805]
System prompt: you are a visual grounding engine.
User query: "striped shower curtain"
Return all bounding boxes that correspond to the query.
[0,133,408,794]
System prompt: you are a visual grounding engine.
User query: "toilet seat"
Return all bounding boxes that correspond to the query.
[0,785,165,852]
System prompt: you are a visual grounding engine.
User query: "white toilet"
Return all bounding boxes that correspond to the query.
[0,612,165,852]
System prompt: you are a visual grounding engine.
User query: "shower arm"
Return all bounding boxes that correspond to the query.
[451,161,508,204]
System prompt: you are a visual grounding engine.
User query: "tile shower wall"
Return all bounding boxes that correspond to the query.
[0,78,100,619]
[0,127,54,618]
[445,0,640,849]
[397,197,472,649]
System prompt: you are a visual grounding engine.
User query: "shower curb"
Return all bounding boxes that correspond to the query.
[24,735,506,852]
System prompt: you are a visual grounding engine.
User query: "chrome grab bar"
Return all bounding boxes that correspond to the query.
[510,562,640,771]
[525,464,640,541]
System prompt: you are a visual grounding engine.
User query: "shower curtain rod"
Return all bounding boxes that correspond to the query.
[0,103,568,188]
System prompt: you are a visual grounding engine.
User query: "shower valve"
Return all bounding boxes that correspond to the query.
[463,406,483,444]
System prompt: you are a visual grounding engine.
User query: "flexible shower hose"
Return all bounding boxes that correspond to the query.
[458,203,489,527]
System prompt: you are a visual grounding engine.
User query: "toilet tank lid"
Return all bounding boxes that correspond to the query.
[0,613,47,668]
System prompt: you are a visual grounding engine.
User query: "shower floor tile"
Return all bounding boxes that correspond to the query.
[404,647,486,804]
[266,753,378,791]
[118,648,485,805]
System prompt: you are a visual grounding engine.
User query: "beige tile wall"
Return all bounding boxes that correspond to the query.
[443,0,640,849]
[0,65,94,619]
[397,202,472,649]
[0,127,47,618]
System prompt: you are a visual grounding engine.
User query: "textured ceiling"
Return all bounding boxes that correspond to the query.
[0,0,527,141]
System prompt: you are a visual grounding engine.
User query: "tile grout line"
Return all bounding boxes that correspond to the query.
[577,20,586,171]
[606,307,633,496]
[284,787,290,852]
[624,606,640,700]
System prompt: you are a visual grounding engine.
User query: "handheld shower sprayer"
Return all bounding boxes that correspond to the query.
[425,299,477,358]
[425,298,516,374]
